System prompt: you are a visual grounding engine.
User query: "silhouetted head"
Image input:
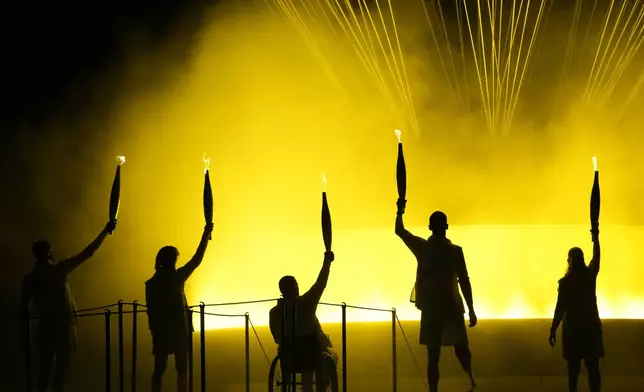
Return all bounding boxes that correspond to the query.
[32,240,52,261]
[279,275,299,300]
[429,211,448,237]
[567,247,586,275]
[155,246,179,270]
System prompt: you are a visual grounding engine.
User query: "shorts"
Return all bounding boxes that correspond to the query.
[420,312,468,348]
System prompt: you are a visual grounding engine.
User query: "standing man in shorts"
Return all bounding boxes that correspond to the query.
[395,199,478,392]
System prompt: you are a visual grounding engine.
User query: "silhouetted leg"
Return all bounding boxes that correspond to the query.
[454,344,476,389]
[427,346,441,392]
[584,358,601,392]
[566,359,581,392]
[176,349,188,392]
[37,346,55,392]
[152,354,168,392]
[301,372,314,392]
[52,350,72,392]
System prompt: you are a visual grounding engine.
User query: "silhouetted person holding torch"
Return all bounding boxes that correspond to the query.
[20,220,116,392]
[145,223,213,392]
[549,157,603,392]
[269,251,337,392]
[395,204,477,392]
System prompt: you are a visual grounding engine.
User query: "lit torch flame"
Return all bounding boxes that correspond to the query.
[116,155,126,166]
[592,156,598,172]
[322,172,327,193]
[394,129,402,143]
[203,153,211,174]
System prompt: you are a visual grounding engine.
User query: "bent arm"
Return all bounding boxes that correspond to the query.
[20,277,31,314]
[456,249,474,313]
[177,228,211,281]
[59,224,110,274]
[588,235,601,275]
[302,257,332,304]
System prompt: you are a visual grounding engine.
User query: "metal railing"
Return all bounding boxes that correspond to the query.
[9,298,427,392]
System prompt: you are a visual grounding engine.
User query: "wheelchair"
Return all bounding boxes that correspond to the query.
[268,337,339,392]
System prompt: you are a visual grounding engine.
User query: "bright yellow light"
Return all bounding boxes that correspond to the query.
[116,155,126,165]
[322,172,327,193]
[188,225,644,330]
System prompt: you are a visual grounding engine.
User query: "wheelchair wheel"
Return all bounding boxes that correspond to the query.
[268,355,282,392]
[320,352,339,392]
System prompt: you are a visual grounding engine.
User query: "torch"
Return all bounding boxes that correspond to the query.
[108,156,126,234]
[203,154,213,241]
[395,130,406,212]
[321,173,332,252]
[590,156,600,239]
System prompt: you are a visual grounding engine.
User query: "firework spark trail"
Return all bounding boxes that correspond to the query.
[558,0,584,99]
[505,0,548,134]
[372,0,418,131]
[604,2,644,97]
[435,0,465,105]
[386,0,420,134]
[357,0,417,129]
[588,0,633,99]
[504,0,531,133]
[584,0,616,103]
[421,0,460,104]
[455,0,472,111]
[477,0,494,131]
[463,0,494,131]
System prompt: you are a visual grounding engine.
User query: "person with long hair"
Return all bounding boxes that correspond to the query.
[145,223,213,392]
[549,229,603,392]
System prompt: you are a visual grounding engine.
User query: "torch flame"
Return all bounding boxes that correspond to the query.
[116,155,126,165]
[322,172,327,193]
[203,153,211,173]
[394,129,402,143]
[592,156,598,172]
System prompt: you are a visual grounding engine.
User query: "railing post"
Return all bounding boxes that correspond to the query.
[199,303,206,392]
[117,300,124,392]
[245,313,250,392]
[341,302,347,392]
[23,309,33,392]
[188,309,194,392]
[291,302,297,391]
[105,310,112,392]
[391,308,397,392]
[131,301,138,392]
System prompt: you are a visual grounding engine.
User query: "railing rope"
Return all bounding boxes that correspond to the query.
[131,301,138,392]
[117,300,124,392]
[105,310,112,392]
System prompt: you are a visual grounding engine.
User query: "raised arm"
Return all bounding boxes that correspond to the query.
[177,223,214,281]
[301,251,334,304]
[59,221,115,274]
[588,232,600,275]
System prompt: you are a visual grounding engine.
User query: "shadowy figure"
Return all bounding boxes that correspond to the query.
[20,220,116,392]
[549,229,603,392]
[395,201,477,392]
[145,223,213,392]
[269,251,338,392]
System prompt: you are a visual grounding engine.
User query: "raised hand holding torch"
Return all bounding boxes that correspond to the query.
[203,154,213,240]
[108,155,126,234]
[590,156,600,240]
[321,173,332,252]
[395,130,407,215]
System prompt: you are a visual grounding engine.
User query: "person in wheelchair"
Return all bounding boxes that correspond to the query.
[269,251,338,391]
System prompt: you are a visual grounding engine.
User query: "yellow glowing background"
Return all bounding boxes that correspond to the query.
[40,1,644,329]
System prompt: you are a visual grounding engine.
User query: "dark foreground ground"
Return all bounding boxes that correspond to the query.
[1,318,643,391]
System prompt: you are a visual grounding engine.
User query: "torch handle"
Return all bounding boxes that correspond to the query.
[322,192,332,252]
[109,166,121,235]
[590,171,600,234]
[204,172,213,241]
[396,143,407,201]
